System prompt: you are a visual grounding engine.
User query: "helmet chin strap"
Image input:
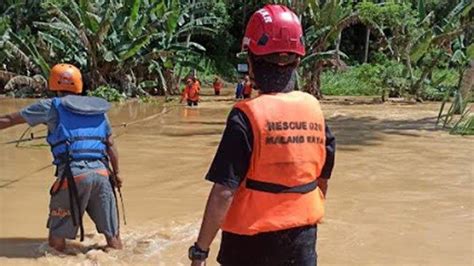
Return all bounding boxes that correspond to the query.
[247,63,259,91]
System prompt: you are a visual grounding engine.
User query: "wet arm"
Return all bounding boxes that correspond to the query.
[0,112,26,130]
[319,125,336,197]
[106,134,122,186]
[180,87,187,102]
[194,108,252,254]
[196,184,235,251]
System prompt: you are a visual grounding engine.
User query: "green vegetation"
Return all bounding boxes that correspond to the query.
[0,0,472,120]
[322,62,461,99]
[0,0,471,135]
[321,65,380,96]
[1,0,230,97]
[437,61,473,135]
[88,85,125,102]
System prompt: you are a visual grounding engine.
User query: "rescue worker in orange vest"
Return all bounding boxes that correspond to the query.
[181,78,200,107]
[213,77,223,96]
[189,5,335,266]
[0,64,123,251]
[242,75,253,99]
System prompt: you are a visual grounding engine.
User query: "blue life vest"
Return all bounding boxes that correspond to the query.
[47,95,111,165]
[235,82,244,98]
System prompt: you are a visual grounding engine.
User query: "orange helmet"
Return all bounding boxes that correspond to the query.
[48,64,83,93]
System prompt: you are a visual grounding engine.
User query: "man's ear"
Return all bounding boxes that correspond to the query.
[294,57,301,68]
[247,57,255,82]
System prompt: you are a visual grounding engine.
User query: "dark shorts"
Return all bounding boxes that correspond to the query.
[187,100,198,106]
[243,94,251,99]
[47,171,119,239]
[215,90,221,96]
[218,225,317,266]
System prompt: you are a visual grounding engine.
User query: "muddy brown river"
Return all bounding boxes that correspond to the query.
[0,89,473,265]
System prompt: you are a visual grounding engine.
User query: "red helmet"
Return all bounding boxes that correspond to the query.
[242,5,305,57]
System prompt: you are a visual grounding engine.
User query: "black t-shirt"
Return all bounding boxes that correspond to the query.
[205,104,336,263]
[205,108,336,188]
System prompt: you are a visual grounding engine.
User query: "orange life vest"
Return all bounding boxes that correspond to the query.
[243,83,252,95]
[221,91,327,235]
[183,84,199,101]
[213,81,223,92]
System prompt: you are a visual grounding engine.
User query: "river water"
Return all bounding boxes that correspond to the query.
[0,90,473,265]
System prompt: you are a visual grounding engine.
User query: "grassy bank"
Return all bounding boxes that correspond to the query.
[321,63,460,100]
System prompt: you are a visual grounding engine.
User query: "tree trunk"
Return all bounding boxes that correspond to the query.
[411,52,443,100]
[363,27,371,63]
[84,70,107,91]
[404,54,414,81]
[165,69,178,96]
[303,61,324,100]
[459,60,474,101]
[335,32,342,64]
[314,61,324,99]
[453,60,474,114]
[175,0,195,94]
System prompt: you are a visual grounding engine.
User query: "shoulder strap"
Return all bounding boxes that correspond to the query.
[61,95,111,115]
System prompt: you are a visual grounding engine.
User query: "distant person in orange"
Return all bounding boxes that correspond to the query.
[242,75,253,99]
[181,78,200,107]
[213,77,223,96]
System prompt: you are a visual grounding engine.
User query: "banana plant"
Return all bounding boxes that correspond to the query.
[301,0,389,99]
[26,0,220,96]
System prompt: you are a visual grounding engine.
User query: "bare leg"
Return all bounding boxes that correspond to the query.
[48,235,66,252]
[106,234,123,249]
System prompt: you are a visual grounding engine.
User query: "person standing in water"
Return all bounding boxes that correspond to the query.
[242,74,253,99]
[234,78,244,100]
[181,77,200,107]
[189,5,335,266]
[213,77,223,96]
[0,64,123,251]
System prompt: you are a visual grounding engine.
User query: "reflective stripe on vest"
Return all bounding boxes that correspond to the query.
[221,91,327,235]
[47,97,109,165]
[50,169,109,191]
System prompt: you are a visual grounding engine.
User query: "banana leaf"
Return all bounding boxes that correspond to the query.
[38,31,66,51]
[126,0,141,32]
[301,50,349,66]
[119,35,151,61]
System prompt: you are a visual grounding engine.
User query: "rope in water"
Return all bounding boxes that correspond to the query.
[0,164,53,189]
[3,104,178,145]
[0,104,179,188]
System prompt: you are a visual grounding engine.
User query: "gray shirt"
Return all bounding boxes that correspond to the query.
[20,99,58,132]
[20,98,112,176]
